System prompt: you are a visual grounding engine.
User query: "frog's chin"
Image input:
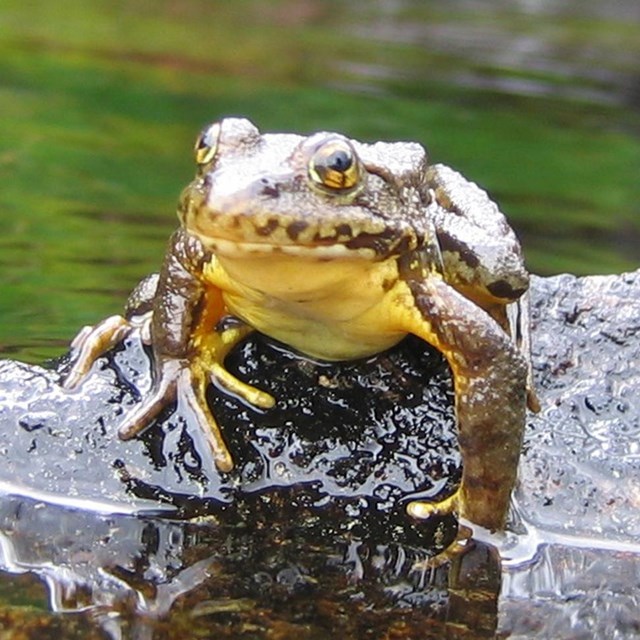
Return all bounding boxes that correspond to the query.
[199,235,378,261]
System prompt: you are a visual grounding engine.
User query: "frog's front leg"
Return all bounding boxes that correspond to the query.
[63,230,274,472]
[390,266,527,531]
[118,319,268,472]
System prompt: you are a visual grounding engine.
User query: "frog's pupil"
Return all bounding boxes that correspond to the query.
[328,150,352,172]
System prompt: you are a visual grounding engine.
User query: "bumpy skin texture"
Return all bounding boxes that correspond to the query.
[63,118,533,532]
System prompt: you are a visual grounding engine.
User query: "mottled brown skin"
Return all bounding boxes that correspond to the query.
[63,118,535,532]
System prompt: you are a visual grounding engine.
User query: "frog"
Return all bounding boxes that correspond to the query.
[62,117,538,532]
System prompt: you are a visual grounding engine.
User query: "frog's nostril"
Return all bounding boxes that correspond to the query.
[259,177,280,198]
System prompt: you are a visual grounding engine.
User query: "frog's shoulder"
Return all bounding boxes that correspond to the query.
[426,164,510,232]
[427,163,529,303]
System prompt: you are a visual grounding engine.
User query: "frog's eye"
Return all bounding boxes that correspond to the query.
[308,138,360,191]
[194,122,221,166]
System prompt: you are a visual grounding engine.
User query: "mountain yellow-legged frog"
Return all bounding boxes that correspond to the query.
[63,117,538,531]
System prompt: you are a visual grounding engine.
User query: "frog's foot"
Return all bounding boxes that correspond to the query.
[114,354,237,472]
[114,355,238,472]
[195,324,275,470]
[117,324,276,473]
[408,493,478,566]
[62,314,150,389]
[200,323,276,411]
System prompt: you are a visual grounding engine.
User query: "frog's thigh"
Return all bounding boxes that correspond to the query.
[390,277,527,531]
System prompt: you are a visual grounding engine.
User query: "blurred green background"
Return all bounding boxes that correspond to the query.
[1,0,638,362]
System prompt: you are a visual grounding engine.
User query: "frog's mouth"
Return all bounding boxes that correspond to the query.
[186,208,417,261]
[202,231,416,262]
[179,179,420,260]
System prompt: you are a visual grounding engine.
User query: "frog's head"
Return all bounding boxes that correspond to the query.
[179,118,435,262]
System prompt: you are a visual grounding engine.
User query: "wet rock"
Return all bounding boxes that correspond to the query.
[0,329,460,550]
[518,270,640,542]
[500,269,640,639]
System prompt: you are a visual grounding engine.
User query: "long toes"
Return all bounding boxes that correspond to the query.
[117,359,180,440]
[62,315,133,389]
[210,363,275,409]
[179,367,234,472]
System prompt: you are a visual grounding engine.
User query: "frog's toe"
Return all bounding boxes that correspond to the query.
[201,323,276,410]
[117,358,181,440]
[210,363,275,409]
[406,491,460,521]
[62,315,134,389]
[180,365,234,472]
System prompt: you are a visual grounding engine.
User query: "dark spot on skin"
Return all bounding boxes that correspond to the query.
[256,218,280,237]
[487,279,527,300]
[445,200,466,219]
[391,235,413,256]
[345,227,401,255]
[382,277,397,292]
[286,220,309,241]
[335,223,353,238]
[312,232,336,245]
[437,230,480,269]
[432,185,465,217]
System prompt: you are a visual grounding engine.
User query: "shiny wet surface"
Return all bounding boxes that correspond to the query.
[0,272,639,638]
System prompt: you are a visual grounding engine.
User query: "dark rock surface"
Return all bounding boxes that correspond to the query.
[0,331,460,549]
[0,269,638,639]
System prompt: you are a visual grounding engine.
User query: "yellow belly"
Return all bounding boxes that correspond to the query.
[208,252,408,361]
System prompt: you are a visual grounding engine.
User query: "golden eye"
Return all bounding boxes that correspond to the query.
[194,122,221,166]
[308,138,360,191]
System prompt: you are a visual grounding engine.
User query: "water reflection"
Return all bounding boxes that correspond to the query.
[0,495,501,639]
[341,0,639,106]
[1,0,638,364]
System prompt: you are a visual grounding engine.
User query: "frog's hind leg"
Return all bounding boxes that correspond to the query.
[389,273,528,532]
